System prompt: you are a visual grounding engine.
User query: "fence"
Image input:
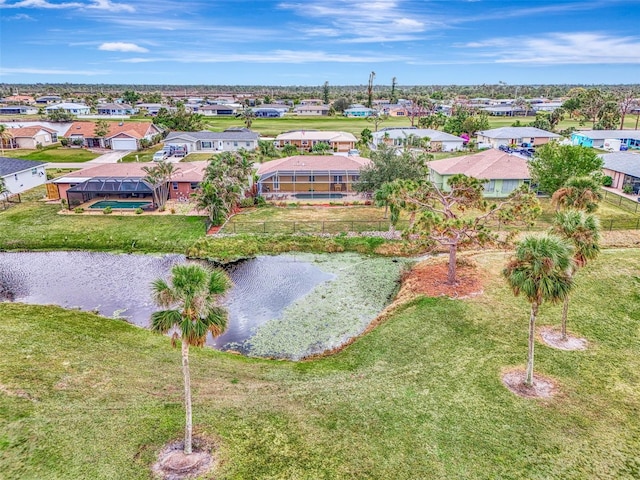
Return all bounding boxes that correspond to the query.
[602,190,640,214]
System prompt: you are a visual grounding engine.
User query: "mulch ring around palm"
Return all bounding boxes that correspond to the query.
[152,436,217,480]
[539,326,588,351]
[502,368,559,399]
[399,259,484,300]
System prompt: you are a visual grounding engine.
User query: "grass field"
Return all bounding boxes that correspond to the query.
[0,187,206,253]
[1,146,99,163]
[1,249,639,479]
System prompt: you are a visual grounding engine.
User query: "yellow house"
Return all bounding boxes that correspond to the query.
[274,131,357,152]
[257,155,371,198]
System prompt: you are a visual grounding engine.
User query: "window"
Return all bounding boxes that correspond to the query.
[246,142,251,147]
[172,182,178,190]
[501,179,519,194]
[201,141,212,149]
[309,175,315,182]
[301,140,308,146]
[351,175,360,182]
[333,175,343,183]
[31,168,38,176]
[483,180,495,192]
[273,176,279,190]
[233,141,238,147]
[190,182,199,190]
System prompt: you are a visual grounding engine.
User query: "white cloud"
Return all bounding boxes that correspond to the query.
[86,0,134,13]
[0,0,133,11]
[5,13,35,19]
[465,32,640,65]
[98,42,149,53]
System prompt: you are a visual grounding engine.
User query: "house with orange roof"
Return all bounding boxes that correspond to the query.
[63,121,163,150]
[48,161,207,206]
[274,130,356,152]
[3,125,59,149]
[256,155,371,198]
[428,149,531,198]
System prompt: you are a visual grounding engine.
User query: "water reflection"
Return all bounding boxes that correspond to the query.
[0,252,333,351]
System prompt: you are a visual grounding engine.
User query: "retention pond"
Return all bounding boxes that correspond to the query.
[0,251,409,360]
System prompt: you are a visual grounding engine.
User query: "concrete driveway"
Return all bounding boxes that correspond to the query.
[46,150,133,169]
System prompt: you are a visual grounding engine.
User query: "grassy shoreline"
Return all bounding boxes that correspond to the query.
[1,249,639,478]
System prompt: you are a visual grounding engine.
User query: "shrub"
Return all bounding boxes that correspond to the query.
[170,208,176,214]
[103,206,113,214]
[61,199,68,208]
[135,207,143,214]
[602,175,613,187]
[74,207,84,214]
[60,137,69,147]
[622,184,633,194]
[255,196,267,207]
[352,200,361,206]
[240,198,255,208]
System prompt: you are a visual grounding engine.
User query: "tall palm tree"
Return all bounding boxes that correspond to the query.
[0,177,8,207]
[551,176,603,213]
[550,210,600,340]
[503,235,574,386]
[150,264,231,455]
[239,107,256,128]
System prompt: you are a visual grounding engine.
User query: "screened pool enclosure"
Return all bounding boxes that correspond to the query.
[66,177,160,208]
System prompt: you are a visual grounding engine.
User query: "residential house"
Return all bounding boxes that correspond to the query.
[3,125,58,149]
[344,106,375,117]
[274,130,357,152]
[300,99,323,105]
[96,103,136,115]
[532,102,564,112]
[428,149,531,198]
[0,157,47,199]
[481,105,530,117]
[259,104,290,115]
[63,121,162,150]
[45,102,91,115]
[571,130,640,150]
[200,105,238,116]
[293,105,330,116]
[0,105,39,115]
[35,95,62,104]
[49,161,207,205]
[476,127,560,148]
[253,108,285,118]
[372,128,464,152]
[1,95,35,104]
[164,128,259,153]
[256,155,371,195]
[136,103,176,116]
[600,152,640,194]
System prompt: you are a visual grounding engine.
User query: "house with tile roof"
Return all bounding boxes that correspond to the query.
[274,130,356,152]
[0,157,47,199]
[428,149,531,198]
[49,161,207,205]
[3,125,58,149]
[164,128,259,153]
[476,127,560,148]
[256,154,371,196]
[600,151,640,194]
[63,121,162,150]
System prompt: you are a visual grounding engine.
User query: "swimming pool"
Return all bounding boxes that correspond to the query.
[293,193,345,199]
[89,200,153,209]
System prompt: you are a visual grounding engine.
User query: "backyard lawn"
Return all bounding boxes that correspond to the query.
[1,146,99,163]
[1,249,639,479]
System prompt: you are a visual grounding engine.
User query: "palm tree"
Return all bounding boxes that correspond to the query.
[0,177,8,207]
[550,210,600,340]
[551,176,603,213]
[503,235,574,386]
[0,124,13,154]
[239,107,256,128]
[150,264,231,455]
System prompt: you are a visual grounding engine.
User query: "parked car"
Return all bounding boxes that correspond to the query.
[152,151,168,162]
[173,145,187,158]
[347,149,360,156]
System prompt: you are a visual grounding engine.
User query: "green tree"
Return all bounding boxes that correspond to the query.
[239,107,256,128]
[387,176,541,284]
[365,111,389,132]
[311,142,331,154]
[529,144,603,195]
[46,108,75,123]
[550,210,600,340]
[153,106,204,131]
[322,81,330,105]
[367,71,376,108]
[280,143,299,156]
[93,119,110,138]
[150,264,231,455]
[551,176,603,213]
[0,124,12,154]
[0,176,9,203]
[390,76,398,104]
[562,96,581,119]
[332,97,350,113]
[121,90,140,105]
[143,161,179,209]
[359,128,373,148]
[503,235,574,386]
[258,140,278,159]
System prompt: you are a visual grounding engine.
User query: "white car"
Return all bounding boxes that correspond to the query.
[152,151,168,162]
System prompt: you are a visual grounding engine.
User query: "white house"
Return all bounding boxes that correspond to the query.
[45,102,91,115]
[476,127,560,148]
[0,157,47,199]
[164,128,259,153]
[372,127,465,152]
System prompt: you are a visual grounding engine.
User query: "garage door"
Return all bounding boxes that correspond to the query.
[111,138,138,150]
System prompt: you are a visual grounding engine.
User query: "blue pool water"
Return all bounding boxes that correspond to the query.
[293,193,345,199]
[90,200,153,209]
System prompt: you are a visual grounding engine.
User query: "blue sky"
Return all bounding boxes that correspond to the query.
[1,0,639,86]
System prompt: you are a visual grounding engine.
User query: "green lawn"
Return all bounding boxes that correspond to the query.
[1,146,100,163]
[0,186,206,253]
[119,145,164,163]
[1,249,639,479]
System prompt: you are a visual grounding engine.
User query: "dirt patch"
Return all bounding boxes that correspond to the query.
[539,326,588,351]
[152,437,216,480]
[397,259,484,301]
[502,368,559,399]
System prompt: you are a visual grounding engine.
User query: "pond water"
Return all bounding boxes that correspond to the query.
[0,251,406,359]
